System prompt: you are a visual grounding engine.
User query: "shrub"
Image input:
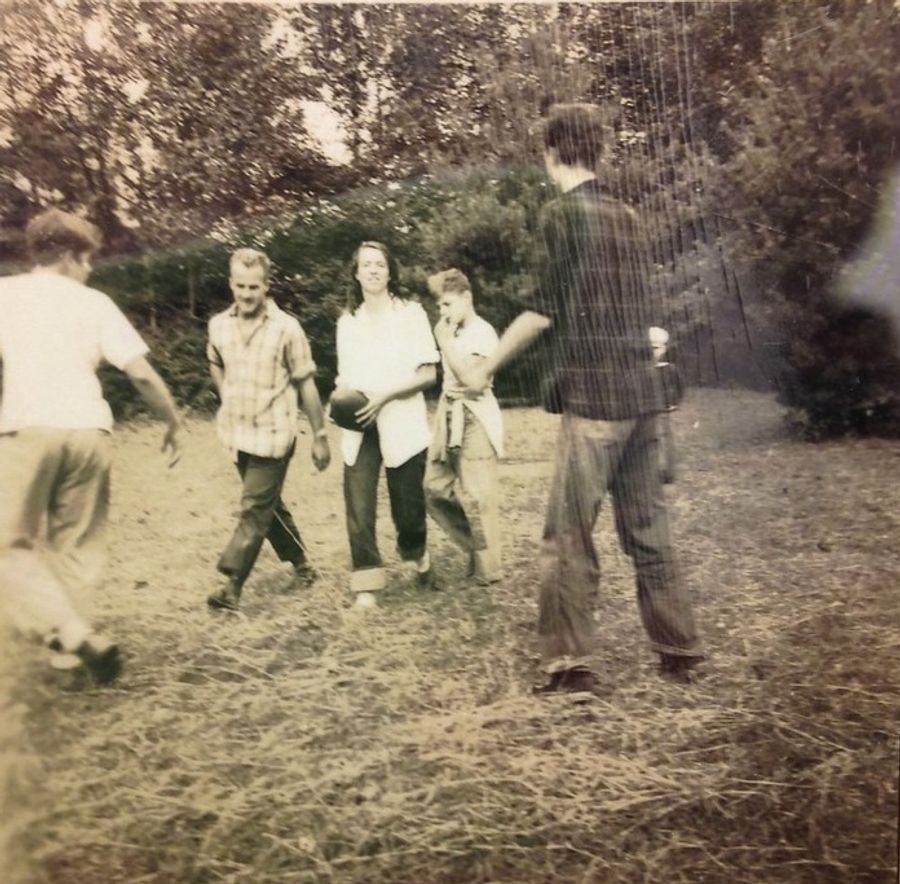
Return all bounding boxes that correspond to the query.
[714,1,900,436]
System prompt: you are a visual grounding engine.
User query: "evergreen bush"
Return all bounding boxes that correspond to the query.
[715,1,900,436]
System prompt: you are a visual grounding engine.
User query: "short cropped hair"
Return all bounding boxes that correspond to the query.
[26,208,102,265]
[427,268,472,299]
[542,103,607,169]
[230,247,271,279]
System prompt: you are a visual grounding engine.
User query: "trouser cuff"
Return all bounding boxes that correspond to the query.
[544,655,595,675]
[57,619,93,653]
[350,567,387,593]
[650,641,705,659]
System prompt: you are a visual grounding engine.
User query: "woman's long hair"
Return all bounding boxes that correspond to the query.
[346,240,402,314]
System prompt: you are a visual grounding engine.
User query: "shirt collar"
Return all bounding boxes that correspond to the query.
[570,178,603,196]
[356,295,401,319]
[227,298,278,319]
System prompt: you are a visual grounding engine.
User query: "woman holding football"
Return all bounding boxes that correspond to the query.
[330,241,440,607]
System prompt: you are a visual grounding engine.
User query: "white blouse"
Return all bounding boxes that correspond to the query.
[335,298,439,467]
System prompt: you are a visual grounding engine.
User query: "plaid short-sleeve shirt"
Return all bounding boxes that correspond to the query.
[207,299,316,458]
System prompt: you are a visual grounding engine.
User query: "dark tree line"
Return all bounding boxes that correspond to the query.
[2,1,899,434]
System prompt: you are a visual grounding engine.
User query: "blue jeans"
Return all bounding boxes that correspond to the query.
[538,413,702,667]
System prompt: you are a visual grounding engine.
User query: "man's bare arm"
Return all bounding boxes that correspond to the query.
[461,311,551,392]
[295,375,330,471]
[295,375,327,434]
[123,355,182,464]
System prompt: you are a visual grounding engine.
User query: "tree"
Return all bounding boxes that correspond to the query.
[713,0,900,434]
[0,1,347,256]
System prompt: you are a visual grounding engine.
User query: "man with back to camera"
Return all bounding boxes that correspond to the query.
[0,208,182,684]
[462,103,704,692]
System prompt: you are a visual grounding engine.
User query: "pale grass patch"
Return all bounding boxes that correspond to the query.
[1,390,897,883]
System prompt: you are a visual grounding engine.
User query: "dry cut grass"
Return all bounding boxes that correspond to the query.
[1,388,898,884]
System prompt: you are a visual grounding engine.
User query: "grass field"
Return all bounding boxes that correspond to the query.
[1,388,898,884]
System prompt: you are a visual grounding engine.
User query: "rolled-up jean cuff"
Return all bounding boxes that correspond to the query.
[544,655,595,675]
[350,567,387,594]
[59,621,93,653]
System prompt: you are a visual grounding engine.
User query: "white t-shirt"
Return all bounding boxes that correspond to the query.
[0,269,148,432]
[440,315,499,395]
[335,298,439,467]
[438,314,504,458]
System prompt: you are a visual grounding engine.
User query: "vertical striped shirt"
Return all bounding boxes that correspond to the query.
[527,179,664,420]
[207,300,316,458]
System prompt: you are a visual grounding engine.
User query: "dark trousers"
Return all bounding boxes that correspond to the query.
[343,428,427,591]
[217,445,306,586]
[538,413,702,666]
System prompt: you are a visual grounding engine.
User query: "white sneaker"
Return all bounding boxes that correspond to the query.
[355,591,377,609]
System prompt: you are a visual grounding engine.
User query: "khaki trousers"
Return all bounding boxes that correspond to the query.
[425,407,502,583]
[539,413,702,669]
[0,429,111,651]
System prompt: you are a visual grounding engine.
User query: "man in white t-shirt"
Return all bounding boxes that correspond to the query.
[0,208,181,684]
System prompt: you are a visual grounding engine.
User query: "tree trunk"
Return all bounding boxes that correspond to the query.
[143,254,158,332]
[187,257,197,318]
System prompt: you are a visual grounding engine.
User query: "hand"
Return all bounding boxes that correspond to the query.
[355,393,388,429]
[311,435,331,472]
[461,365,491,397]
[433,317,456,348]
[162,421,182,468]
[649,326,669,362]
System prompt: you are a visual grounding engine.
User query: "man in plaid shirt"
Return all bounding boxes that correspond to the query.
[462,104,703,691]
[206,248,330,611]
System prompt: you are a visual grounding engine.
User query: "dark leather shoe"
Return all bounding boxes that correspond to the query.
[207,582,241,612]
[533,666,595,696]
[659,653,705,684]
[292,562,319,588]
[75,636,122,685]
[416,567,441,590]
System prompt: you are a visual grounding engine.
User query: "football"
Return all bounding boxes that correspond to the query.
[329,388,370,432]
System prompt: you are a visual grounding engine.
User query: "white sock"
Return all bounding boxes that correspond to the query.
[416,551,431,573]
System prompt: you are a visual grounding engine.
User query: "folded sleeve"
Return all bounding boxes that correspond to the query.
[469,321,499,358]
[99,296,149,370]
[284,319,316,381]
[206,317,224,368]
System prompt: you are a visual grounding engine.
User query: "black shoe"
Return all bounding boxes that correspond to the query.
[207,582,241,612]
[659,653,705,684]
[292,562,319,588]
[416,567,441,590]
[533,666,595,697]
[75,636,122,685]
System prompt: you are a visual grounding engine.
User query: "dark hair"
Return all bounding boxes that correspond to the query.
[26,208,102,264]
[542,103,607,169]
[347,240,401,313]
